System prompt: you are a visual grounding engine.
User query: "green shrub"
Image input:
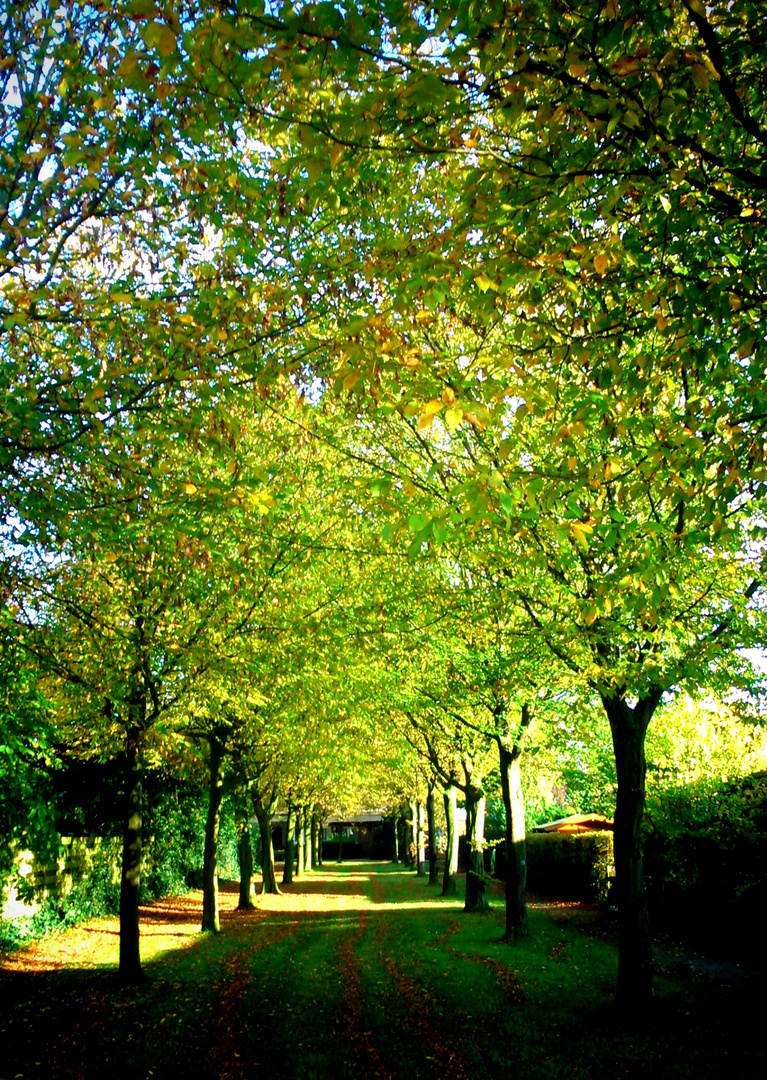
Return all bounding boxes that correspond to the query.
[0,857,121,954]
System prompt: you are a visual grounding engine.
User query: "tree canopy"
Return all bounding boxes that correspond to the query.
[2,0,765,1009]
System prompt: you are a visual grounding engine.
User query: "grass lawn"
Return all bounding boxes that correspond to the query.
[0,862,763,1079]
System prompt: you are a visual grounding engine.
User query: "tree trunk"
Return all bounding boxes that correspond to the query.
[427,783,439,885]
[464,786,490,912]
[311,813,320,868]
[303,806,312,872]
[234,787,255,910]
[337,828,344,863]
[442,787,458,897]
[601,688,662,1011]
[283,804,295,884]
[201,732,226,933]
[119,721,144,981]
[412,798,424,875]
[399,811,411,867]
[296,806,305,877]
[498,738,529,941]
[253,791,280,895]
[392,813,400,863]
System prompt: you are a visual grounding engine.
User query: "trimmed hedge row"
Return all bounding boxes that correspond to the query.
[495,832,614,903]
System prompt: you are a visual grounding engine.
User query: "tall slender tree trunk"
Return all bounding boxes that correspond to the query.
[412,798,424,875]
[119,720,144,981]
[399,811,410,867]
[303,806,312,871]
[442,786,458,897]
[601,689,661,1010]
[253,791,280,895]
[498,740,528,941]
[283,804,295,884]
[234,787,255,910]
[392,813,400,864]
[464,786,490,912]
[427,783,439,885]
[201,732,226,933]
[296,806,305,877]
[311,813,320,868]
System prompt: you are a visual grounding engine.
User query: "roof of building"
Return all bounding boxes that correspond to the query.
[532,813,614,833]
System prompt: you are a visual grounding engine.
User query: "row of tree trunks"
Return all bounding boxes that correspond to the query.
[235,787,256,910]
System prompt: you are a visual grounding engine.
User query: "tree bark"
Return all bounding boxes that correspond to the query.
[303,805,312,872]
[311,813,321,867]
[119,721,144,981]
[601,688,662,1010]
[464,786,490,912]
[253,790,280,895]
[391,813,400,864]
[296,805,305,878]
[442,787,458,896]
[234,787,255,910]
[412,797,424,875]
[427,782,439,885]
[400,811,412,867]
[201,732,226,933]
[498,735,529,941]
[283,803,295,884]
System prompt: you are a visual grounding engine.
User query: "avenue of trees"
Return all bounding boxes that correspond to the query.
[2,0,766,1013]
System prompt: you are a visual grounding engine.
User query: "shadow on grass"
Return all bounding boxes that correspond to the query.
[1,862,763,1080]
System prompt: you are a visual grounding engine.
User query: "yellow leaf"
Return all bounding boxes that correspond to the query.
[422,400,443,416]
[441,387,456,406]
[444,407,463,430]
[183,483,197,495]
[417,412,436,432]
[568,62,588,78]
[593,253,609,274]
[474,272,496,293]
[415,310,432,324]
[571,522,593,550]
[343,371,361,391]
[729,293,742,311]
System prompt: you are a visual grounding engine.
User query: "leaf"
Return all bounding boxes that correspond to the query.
[143,22,178,58]
[593,254,609,274]
[571,522,593,550]
[416,412,436,432]
[408,513,430,534]
[568,62,588,78]
[474,273,496,293]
